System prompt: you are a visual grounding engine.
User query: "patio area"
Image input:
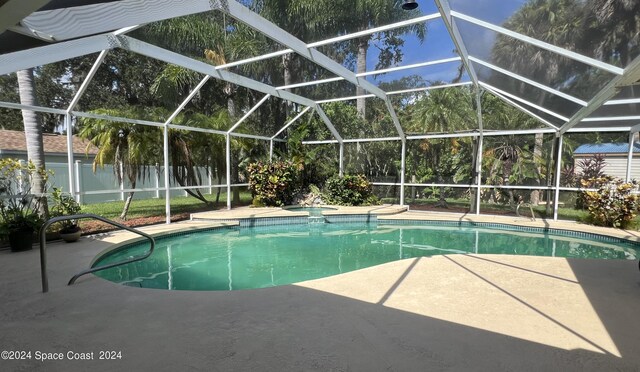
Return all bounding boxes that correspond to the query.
[1,211,639,371]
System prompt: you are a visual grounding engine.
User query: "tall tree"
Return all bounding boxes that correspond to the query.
[17,68,48,215]
[407,86,475,207]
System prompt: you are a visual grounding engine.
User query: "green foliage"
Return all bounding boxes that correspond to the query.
[0,159,51,236]
[581,177,640,229]
[247,160,301,207]
[49,187,82,231]
[325,174,380,206]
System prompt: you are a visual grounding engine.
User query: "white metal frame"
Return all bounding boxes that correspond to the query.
[1,1,639,224]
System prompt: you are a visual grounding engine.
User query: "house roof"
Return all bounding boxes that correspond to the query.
[0,130,98,155]
[574,143,640,155]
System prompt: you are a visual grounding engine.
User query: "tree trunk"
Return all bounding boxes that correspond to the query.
[530,133,543,205]
[282,53,294,116]
[120,192,135,220]
[356,37,368,119]
[17,68,48,216]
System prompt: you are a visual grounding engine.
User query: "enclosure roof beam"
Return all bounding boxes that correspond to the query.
[119,36,316,107]
[316,94,376,104]
[66,50,110,113]
[0,100,66,115]
[0,34,112,75]
[271,107,312,139]
[559,55,640,134]
[314,105,343,143]
[386,100,405,139]
[582,115,640,122]
[215,13,440,71]
[227,94,271,134]
[72,111,166,128]
[566,127,632,133]
[479,82,570,122]
[219,0,389,102]
[16,0,216,42]
[0,0,50,35]
[358,57,462,77]
[274,57,462,92]
[164,76,211,126]
[276,77,345,91]
[469,56,588,107]
[605,98,640,106]
[482,86,559,130]
[387,81,473,95]
[451,11,624,76]
[434,0,479,86]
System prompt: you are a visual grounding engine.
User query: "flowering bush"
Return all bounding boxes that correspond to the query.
[581,176,640,228]
[324,174,379,206]
[247,160,300,207]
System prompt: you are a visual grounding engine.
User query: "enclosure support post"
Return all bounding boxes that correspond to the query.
[74,160,83,205]
[269,140,274,161]
[64,113,76,202]
[475,88,484,215]
[339,142,344,177]
[163,125,171,224]
[626,131,634,182]
[400,139,406,206]
[155,163,161,198]
[475,134,483,215]
[553,135,563,221]
[226,134,231,210]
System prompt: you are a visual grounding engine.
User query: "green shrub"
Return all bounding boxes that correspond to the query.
[247,160,300,207]
[581,176,640,229]
[324,174,379,206]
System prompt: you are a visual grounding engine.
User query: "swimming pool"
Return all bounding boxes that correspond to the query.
[93,222,640,291]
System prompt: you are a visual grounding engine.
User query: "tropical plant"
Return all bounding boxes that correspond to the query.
[247,160,301,207]
[49,187,82,232]
[575,153,607,209]
[325,174,379,206]
[0,159,50,239]
[406,86,476,207]
[582,177,640,228]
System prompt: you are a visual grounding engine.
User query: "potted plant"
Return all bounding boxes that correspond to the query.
[50,187,82,243]
[0,159,48,252]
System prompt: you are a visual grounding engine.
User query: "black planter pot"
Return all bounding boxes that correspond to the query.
[60,226,82,243]
[8,228,35,252]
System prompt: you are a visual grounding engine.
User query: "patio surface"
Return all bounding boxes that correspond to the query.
[1,208,639,371]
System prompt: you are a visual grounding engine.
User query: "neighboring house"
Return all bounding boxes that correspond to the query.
[573,143,640,180]
[0,129,97,163]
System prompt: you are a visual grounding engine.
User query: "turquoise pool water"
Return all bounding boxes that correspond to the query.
[94,223,640,291]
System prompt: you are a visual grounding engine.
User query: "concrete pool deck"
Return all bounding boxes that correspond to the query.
[1,208,639,371]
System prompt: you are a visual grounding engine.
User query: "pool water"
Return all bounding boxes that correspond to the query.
[94,223,639,291]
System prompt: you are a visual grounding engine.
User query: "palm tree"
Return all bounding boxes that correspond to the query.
[17,68,48,216]
[491,0,582,205]
[407,86,475,207]
[79,108,162,220]
[480,94,546,207]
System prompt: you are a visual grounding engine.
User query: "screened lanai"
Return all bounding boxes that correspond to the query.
[1,0,639,223]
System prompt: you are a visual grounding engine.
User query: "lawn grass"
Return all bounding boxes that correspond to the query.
[80,191,253,220]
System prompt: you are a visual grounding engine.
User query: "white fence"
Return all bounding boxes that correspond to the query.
[46,161,223,205]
